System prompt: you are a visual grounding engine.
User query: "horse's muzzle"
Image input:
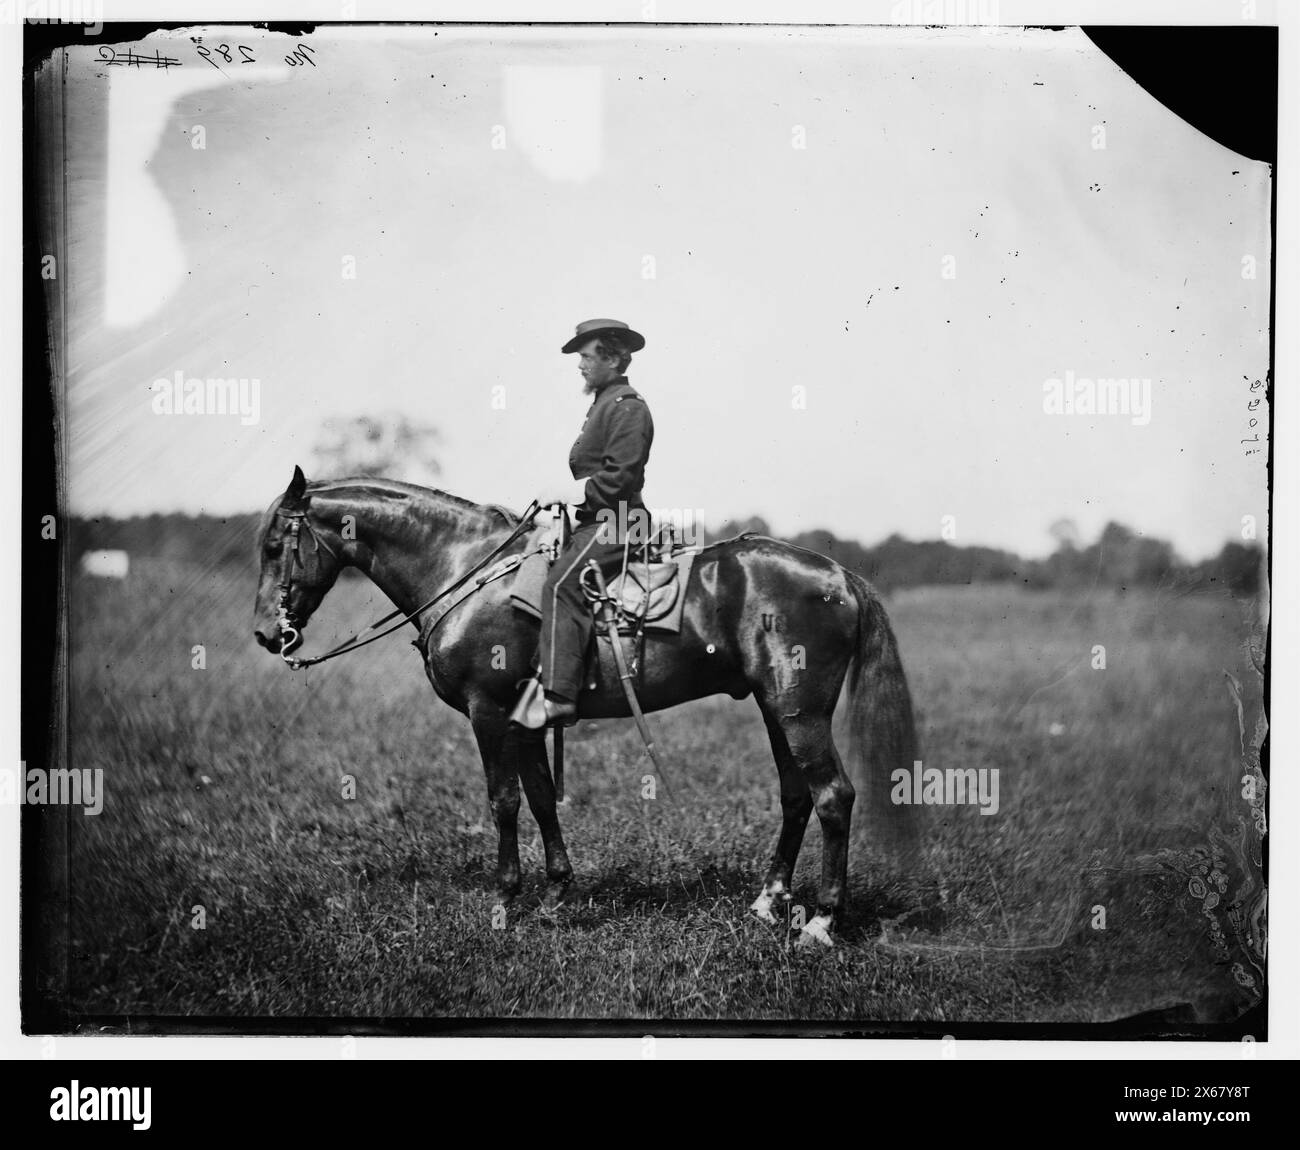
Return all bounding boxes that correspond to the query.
[254,615,304,657]
[253,626,302,656]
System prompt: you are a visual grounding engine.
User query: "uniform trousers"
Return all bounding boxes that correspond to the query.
[538,519,629,703]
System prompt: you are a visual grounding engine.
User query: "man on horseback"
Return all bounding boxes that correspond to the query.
[527,318,654,726]
[256,321,917,938]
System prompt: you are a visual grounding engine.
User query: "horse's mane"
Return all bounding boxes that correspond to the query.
[306,476,519,526]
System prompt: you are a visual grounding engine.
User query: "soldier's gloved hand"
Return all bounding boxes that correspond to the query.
[537,478,588,508]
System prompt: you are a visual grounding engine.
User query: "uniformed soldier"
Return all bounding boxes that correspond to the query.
[530,318,654,725]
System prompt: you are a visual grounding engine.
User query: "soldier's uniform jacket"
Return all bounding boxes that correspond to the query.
[568,378,654,525]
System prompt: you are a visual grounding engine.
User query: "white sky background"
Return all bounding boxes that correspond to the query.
[61,23,1271,560]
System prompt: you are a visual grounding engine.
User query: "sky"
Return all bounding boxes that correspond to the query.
[55,23,1271,560]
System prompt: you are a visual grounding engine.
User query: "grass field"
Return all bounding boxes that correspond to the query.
[61,559,1267,1028]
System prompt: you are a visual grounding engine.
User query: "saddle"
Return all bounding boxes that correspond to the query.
[504,517,697,635]
[502,514,697,737]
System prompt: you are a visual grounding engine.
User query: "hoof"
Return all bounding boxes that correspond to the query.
[539,881,572,914]
[750,885,791,926]
[796,915,835,949]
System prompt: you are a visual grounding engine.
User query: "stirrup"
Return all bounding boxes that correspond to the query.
[509,677,548,729]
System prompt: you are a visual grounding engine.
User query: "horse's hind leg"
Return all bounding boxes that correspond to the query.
[801,733,855,947]
[751,702,813,925]
[772,709,855,948]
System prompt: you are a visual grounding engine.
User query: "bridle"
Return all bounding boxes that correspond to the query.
[268,499,543,670]
[273,506,339,662]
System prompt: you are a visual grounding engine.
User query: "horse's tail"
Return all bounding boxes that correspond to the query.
[843,571,921,867]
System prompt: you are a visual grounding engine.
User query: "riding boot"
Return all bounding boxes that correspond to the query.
[509,676,579,729]
[543,694,578,725]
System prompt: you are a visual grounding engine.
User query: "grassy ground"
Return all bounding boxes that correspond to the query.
[62,562,1266,1026]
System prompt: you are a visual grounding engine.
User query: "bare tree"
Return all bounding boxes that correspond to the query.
[311,413,442,485]
[1048,517,1080,551]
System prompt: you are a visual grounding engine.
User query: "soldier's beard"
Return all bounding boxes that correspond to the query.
[582,368,620,395]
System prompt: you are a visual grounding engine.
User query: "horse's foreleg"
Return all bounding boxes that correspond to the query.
[470,706,522,903]
[509,726,573,909]
[751,702,812,925]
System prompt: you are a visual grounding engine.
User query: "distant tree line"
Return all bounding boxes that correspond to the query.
[710,516,1263,598]
[71,512,265,572]
[70,510,1262,598]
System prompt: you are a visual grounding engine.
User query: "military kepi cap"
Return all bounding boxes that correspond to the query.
[561,318,646,355]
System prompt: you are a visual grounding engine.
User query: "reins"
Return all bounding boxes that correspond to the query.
[276,499,542,670]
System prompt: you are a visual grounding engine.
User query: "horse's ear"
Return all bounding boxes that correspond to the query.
[284,465,308,507]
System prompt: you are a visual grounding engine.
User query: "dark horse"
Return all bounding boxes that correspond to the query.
[253,467,919,946]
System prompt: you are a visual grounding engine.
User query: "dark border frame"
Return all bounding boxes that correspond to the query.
[20,19,1275,1041]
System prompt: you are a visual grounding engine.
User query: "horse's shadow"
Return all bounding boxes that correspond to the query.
[458,864,926,944]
